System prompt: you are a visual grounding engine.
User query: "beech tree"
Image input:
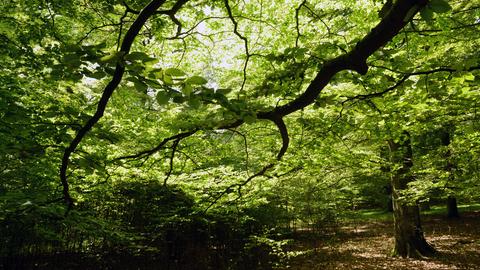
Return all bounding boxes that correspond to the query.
[1,0,480,263]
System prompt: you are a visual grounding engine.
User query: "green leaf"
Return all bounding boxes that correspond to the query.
[134,81,148,93]
[420,7,434,21]
[156,91,170,105]
[188,97,201,109]
[63,44,82,53]
[429,0,452,13]
[70,73,83,81]
[213,93,229,107]
[162,74,173,85]
[186,75,208,85]
[165,68,186,77]
[464,73,475,81]
[182,83,193,96]
[172,95,185,103]
[100,51,126,63]
[62,54,82,67]
[153,69,164,79]
[125,52,156,63]
[88,70,106,79]
[127,62,145,74]
[216,88,232,95]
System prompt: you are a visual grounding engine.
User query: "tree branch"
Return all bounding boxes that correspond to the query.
[61,0,432,213]
[271,116,289,160]
[163,138,181,186]
[295,0,307,47]
[203,162,274,213]
[223,0,250,91]
[118,0,431,195]
[60,0,169,211]
[345,65,480,102]
[257,0,429,118]
[115,130,197,161]
[226,128,250,172]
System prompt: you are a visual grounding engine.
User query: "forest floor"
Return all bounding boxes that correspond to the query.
[285,210,480,270]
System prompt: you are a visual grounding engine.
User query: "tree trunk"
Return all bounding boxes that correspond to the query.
[441,128,460,219]
[387,196,394,212]
[447,196,460,218]
[389,132,436,257]
[385,184,394,212]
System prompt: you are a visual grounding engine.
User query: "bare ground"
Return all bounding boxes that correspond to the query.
[285,211,480,269]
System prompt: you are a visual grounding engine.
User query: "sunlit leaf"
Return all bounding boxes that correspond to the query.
[165,68,186,77]
[99,51,126,64]
[162,74,173,85]
[182,83,193,96]
[186,75,208,85]
[124,52,156,63]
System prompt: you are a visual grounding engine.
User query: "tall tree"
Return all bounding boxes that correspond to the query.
[388,132,435,257]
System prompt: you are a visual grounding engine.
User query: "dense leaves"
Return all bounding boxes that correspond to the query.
[1,0,479,268]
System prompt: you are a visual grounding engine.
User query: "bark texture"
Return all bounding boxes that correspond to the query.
[389,132,435,257]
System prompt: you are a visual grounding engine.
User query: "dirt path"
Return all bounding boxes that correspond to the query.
[286,212,480,269]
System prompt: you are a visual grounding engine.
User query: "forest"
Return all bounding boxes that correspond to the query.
[1,0,480,269]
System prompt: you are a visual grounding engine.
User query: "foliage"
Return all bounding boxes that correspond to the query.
[1,0,480,267]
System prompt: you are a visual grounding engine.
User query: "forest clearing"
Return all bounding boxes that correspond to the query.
[287,208,480,269]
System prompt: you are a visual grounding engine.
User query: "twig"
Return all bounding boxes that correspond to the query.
[223,0,250,92]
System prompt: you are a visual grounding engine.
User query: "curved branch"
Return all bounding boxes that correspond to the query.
[271,116,289,160]
[202,117,288,212]
[62,0,431,212]
[345,65,480,102]
[223,0,250,91]
[163,138,181,186]
[59,0,169,210]
[120,0,430,195]
[116,130,197,161]
[295,0,307,47]
[257,0,429,118]
[117,119,244,162]
[159,0,190,36]
[203,1,430,208]
[203,163,274,213]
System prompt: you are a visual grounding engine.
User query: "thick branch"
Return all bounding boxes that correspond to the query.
[59,0,168,210]
[258,0,429,118]
[120,0,430,189]
[271,116,289,160]
[62,0,431,212]
[201,0,428,199]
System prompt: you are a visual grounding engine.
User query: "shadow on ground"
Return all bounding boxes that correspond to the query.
[284,211,480,270]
